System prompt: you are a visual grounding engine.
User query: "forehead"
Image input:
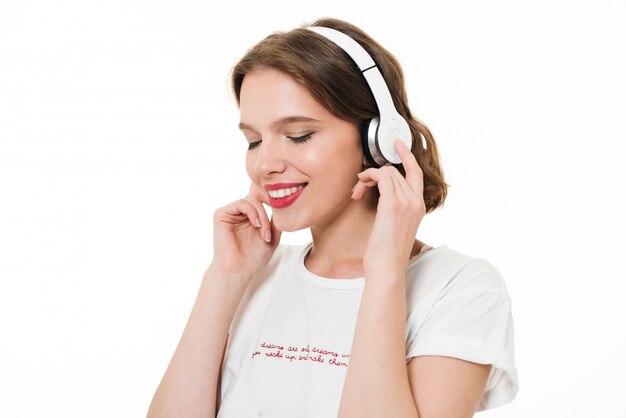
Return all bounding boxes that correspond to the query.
[238,115,321,131]
[239,68,329,128]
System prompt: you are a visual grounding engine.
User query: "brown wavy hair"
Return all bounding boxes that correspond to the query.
[230,17,449,213]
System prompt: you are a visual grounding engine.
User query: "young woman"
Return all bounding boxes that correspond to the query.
[148,17,519,418]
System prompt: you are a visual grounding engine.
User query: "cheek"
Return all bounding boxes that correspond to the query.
[299,141,327,165]
[305,147,362,191]
[301,133,362,169]
[245,155,257,181]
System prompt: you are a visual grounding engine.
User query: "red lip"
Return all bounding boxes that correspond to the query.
[264,182,308,191]
[265,183,308,209]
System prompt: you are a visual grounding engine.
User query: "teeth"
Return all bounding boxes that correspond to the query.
[269,184,306,199]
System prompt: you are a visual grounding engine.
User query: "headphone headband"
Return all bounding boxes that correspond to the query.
[305,26,413,166]
[306,26,398,120]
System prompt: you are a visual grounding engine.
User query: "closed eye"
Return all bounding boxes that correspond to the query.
[247,132,314,151]
[248,140,261,150]
[288,132,314,143]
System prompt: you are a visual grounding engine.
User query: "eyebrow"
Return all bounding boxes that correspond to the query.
[238,116,321,131]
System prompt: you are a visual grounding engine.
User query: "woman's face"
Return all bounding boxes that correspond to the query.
[239,67,366,232]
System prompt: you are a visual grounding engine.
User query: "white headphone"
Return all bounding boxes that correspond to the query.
[306,26,413,167]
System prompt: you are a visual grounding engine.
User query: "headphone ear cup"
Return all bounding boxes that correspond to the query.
[360,118,382,168]
[376,117,412,165]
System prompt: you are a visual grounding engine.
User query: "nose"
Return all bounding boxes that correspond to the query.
[254,136,287,177]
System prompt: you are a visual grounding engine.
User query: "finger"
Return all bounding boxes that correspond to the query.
[247,182,269,206]
[355,171,378,188]
[389,163,426,216]
[351,179,378,200]
[353,166,411,206]
[381,165,413,209]
[249,202,272,243]
[266,214,282,245]
[353,166,406,200]
[244,184,272,241]
[352,169,379,200]
[357,167,379,179]
[221,199,263,231]
[243,187,263,222]
[353,167,396,201]
[352,186,370,201]
[387,165,412,204]
[394,139,424,196]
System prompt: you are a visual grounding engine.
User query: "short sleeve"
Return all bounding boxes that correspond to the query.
[405,259,519,411]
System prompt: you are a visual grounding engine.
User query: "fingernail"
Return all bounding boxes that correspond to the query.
[255,218,261,227]
[265,231,271,242]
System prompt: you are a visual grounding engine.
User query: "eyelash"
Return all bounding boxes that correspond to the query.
[248,132,314,151]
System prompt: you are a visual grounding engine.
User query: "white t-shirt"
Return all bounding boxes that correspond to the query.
[217,242,518,417]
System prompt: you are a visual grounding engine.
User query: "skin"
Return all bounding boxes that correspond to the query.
[238,67,425,278]
[211,67,491,417]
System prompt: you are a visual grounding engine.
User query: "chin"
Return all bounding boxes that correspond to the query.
[271,213,309,233]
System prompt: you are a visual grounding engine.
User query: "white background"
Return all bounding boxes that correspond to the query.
[1,1,624,417]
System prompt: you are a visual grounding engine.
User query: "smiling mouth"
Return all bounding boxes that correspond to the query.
[267,183,307,199]
[267,183,308,208]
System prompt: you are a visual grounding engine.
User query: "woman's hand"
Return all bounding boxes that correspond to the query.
[211,182,282,284]
[351,139,426,279]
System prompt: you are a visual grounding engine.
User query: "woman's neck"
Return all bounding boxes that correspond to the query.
[304,193,423,279]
